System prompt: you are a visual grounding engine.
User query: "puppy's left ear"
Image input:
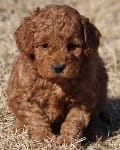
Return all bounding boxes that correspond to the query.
[81,17,101,56]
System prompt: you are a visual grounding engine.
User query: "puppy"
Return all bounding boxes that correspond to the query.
[7,5,108,144]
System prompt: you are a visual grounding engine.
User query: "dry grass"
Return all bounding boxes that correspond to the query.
[0,0,120,149]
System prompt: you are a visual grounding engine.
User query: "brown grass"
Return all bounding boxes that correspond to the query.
[0,0,120,149]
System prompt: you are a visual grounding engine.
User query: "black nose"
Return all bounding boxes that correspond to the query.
[52,64,66,73]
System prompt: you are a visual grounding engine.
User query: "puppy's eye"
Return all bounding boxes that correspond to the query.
[67,43,77,51]
[35,43,49,49]
[41,43,49,49]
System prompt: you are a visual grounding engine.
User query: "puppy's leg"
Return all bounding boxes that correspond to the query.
[57,106,91,145]
[25,109,55,141]
[9,98,55,141]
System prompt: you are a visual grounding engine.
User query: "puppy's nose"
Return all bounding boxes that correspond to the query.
[52,64,66,73]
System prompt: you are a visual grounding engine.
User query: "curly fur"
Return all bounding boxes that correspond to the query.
[7,5,108,144]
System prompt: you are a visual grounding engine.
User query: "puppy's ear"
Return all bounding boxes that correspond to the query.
[81,18,101,56]
[14,8,40,57]
[15,17,34,55]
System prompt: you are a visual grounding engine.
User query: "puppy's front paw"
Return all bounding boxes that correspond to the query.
[56,135,74,145]
[11,120,25,133]
[30,130,56,142]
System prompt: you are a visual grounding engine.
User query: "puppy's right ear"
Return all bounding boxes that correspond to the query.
[15,17,34,55]
[15,7,40,56]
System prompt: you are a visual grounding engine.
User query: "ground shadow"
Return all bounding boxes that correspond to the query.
[82,97,120,147]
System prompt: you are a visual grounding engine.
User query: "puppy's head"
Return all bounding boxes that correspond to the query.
[15,5,101,81]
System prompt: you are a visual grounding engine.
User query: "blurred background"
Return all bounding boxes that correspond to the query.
[0,0,120,149]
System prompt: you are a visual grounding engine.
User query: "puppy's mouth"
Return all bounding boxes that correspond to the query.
[48,66,79,86]
[38,62,80,85]
[48,76,71,88]
[48,73,80,93]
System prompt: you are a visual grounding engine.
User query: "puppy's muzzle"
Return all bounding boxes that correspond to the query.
[52,64,66,73]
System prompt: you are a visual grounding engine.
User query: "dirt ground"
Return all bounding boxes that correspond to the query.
[0,0,120,149]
